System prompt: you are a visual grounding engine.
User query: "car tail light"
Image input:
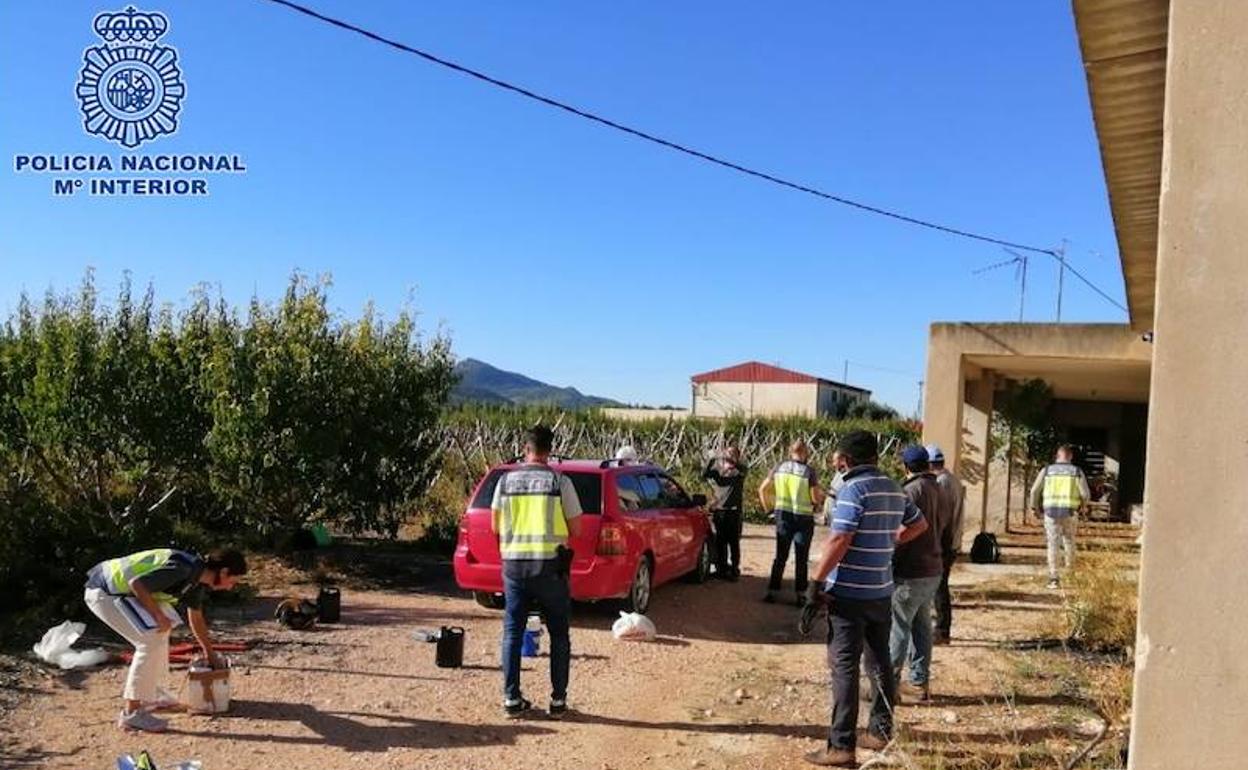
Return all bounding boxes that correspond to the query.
[596,523,627,556]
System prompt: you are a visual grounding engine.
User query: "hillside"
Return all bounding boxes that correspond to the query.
[451,358,621,409]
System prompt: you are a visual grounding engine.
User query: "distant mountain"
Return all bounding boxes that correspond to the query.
[451,358,622,409]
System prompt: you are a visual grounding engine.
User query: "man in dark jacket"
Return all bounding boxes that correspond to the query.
[891,445,945,702]
[702,447,748,580]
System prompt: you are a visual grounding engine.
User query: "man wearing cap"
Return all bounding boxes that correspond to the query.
[926,444,964,644]
[804,431,928,767]
[892,446,946,702]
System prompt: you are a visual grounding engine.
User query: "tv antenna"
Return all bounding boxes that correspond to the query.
[973,247,1029,321]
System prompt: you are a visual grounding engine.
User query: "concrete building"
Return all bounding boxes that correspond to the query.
[690,361,870,419]
[923,3,1248,767]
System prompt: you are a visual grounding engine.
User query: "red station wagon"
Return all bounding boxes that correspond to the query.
[453,459,714,614]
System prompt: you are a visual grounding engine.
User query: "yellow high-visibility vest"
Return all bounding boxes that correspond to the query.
[1042,464,1085,515]
[773,460,815,516]
[100,548,180,603]
[493,467,569,560]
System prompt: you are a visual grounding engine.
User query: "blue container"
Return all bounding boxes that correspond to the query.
[521,621,542,657]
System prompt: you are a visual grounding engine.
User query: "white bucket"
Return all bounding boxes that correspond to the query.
[186,657,231,714]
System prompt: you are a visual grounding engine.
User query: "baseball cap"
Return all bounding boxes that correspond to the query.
[925,444,945,463]
[901,445,930,466]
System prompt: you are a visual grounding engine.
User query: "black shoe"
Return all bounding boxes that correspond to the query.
[727,568,740,582]
[504,698,532,718]
[762,591,776,603]
[548,698,568,719]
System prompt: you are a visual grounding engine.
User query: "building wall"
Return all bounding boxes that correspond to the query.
[816,382,869,417]
[598,407,690,422]
[1129,4,1248,767]
[922,323,1152,545]
[692,381,817,418]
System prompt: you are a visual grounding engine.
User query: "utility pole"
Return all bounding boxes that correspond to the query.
[843,359,849,383]
[915,379,925,418]
[1055,238,1068,322]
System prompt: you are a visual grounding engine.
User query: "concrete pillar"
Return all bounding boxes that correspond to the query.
[921,327,965,472]
[960,372,995,538]
[1129,4,1248,768]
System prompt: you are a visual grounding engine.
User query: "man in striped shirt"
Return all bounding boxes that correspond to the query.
[804,431,928,767]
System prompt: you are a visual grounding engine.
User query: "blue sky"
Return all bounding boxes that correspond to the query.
[0,1,1125,412]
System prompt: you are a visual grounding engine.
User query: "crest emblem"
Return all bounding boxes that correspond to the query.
[75,7,184,149]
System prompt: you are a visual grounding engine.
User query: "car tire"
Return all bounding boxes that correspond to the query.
[473,591,505,610]
[624,557,652,615]
[684,538,712,584]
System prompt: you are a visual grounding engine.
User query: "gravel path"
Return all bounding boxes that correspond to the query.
[1,525,1107,770]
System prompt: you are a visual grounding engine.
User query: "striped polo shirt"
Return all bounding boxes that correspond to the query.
[824,465,922,600]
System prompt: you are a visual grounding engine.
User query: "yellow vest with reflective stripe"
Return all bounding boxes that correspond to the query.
[773,460,815,516]
[101,548,179,603]
[1042,464,1084,517]
[494,467,569,560]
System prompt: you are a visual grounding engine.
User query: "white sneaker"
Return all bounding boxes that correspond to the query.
[145,687,181,712]
[118,709,168,733]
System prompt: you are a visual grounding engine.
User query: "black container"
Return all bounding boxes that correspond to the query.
[435,626,465,668]
[317,586,341,623]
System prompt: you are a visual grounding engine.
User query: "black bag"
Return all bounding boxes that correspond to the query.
[970,532,1001,564]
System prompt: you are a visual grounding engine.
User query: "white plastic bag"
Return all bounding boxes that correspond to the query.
[611,611,657,641]
[32,621,109,669]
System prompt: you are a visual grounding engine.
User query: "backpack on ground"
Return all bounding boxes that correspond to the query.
[970,532,1001,564]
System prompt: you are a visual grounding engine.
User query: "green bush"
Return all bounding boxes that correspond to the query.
[0,271,453,622]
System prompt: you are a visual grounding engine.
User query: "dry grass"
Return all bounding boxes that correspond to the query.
[1048,553,1138,655]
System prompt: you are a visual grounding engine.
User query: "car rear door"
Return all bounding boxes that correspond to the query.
[636,472,676,580]
[657,473,699,574]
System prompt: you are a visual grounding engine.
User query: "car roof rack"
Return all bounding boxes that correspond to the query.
[600,458,652,469]
[506,455,570,464]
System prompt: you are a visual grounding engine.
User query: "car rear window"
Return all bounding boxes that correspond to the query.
[470,468,602,514]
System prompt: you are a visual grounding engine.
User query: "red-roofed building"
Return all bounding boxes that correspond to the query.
[689,361,870,419]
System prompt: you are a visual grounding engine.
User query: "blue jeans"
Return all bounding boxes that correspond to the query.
[768,512,816,594]
[502,569,571,702]
[889,575,941,685]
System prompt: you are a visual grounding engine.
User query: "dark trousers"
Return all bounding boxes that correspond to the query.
[502,570,571,702]
[712,509,742,574]
[827,596,896,749]
[768,512,815,594]
[935,553,956,638]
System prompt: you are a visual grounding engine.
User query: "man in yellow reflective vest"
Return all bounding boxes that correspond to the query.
[759,440,825,606]
[1029,444,1091,589]
[83,548,247,732]
[491,425,583,718]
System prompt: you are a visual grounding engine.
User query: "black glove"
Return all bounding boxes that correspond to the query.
[804,583,823,606]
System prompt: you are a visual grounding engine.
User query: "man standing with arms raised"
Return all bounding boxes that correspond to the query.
[759,440,824,606]
[491,425,583,718]
[804,431,928,767]
[702,446,748,581]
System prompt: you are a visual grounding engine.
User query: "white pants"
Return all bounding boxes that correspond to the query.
[83,587,169,703]
[1044,516,1076,579]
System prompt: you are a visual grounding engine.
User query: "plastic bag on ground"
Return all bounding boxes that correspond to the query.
[611,611,657,641]
[33,620,109,669]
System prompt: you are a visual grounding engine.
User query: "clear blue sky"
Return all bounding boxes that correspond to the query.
[1,1,1125,412]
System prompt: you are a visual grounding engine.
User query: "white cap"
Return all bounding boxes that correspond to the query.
[615,445,638,462]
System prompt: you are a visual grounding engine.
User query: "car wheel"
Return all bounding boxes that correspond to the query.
[684,538,712,584]
[473,591,505,610]
[625,557,652,615]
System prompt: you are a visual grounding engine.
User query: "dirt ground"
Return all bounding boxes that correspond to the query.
[1,523,1135,770]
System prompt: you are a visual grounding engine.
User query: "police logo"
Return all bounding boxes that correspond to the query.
[75,7,184,149]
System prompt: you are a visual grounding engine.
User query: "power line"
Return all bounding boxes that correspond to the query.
[257,0,1130,315]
